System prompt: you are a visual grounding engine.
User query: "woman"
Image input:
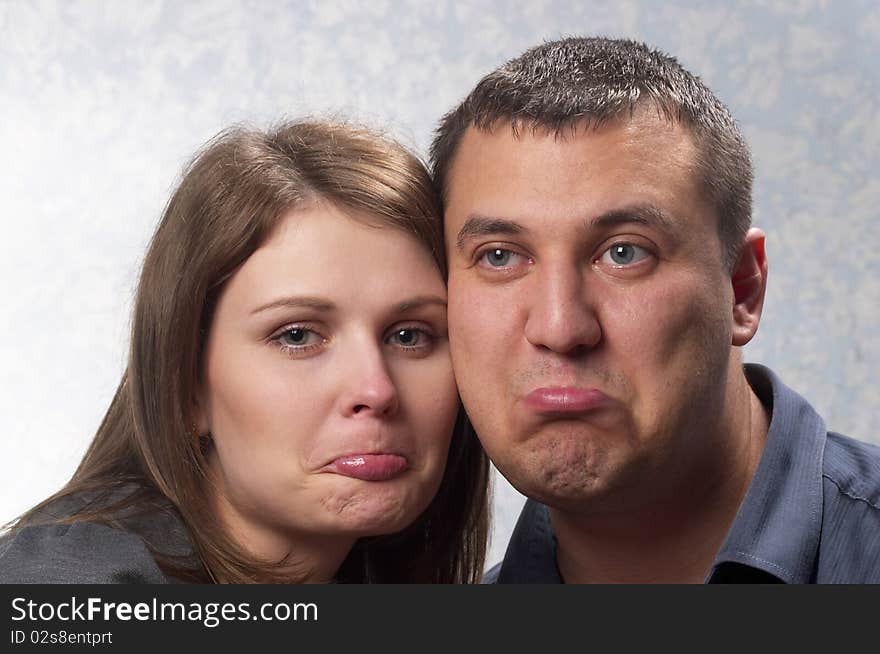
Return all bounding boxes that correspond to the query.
[0,120,489,583]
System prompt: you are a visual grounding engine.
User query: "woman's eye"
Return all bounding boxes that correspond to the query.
[386,328,431,348]
[276,327,322,348]
[599,243,651,266]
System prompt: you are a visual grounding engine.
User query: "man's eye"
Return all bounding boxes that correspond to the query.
[485,249,512,267]
[478,248,526,268]
[600,243,651,266]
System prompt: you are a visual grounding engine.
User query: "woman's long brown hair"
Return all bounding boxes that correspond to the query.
[11,121,489,583]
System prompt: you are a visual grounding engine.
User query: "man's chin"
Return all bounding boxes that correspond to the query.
[525,484,613,513]
[500,434,649,509]
[495,457,613,510]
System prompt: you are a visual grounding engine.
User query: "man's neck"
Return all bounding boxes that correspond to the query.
[551,368,770,584]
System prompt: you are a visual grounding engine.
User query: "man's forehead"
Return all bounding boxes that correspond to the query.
[441,109,714,252]
[446,113,700,204]
[450,112,699,187]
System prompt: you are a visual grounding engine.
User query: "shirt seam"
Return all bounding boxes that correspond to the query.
[822,474,880,511]
[724,551,792,578]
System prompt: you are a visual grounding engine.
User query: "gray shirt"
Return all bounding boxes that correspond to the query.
[0,491,198,584]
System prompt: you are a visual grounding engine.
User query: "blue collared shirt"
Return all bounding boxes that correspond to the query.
[485,364,880,583]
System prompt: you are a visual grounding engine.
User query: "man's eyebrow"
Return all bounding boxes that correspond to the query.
[393,295,447,313]
[590,205,678,232]
[456,216,526,251]
[251,296,336,315]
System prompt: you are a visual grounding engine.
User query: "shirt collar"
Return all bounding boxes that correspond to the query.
[495,499,560,583]
[493,364,828,583]
[709,364,826,583]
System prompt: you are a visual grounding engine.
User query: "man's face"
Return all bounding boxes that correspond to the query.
[444,110,740,512]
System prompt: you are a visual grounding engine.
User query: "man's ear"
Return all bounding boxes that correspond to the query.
[731,228,768,347]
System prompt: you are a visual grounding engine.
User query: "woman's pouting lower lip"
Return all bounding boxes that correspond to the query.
[325,453,409,481]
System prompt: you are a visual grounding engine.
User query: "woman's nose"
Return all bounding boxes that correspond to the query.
[339,346,399,418]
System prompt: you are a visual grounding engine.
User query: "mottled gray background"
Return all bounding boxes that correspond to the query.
[1,0,877,570]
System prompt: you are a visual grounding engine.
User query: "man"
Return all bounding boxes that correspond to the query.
[431,37,880,583]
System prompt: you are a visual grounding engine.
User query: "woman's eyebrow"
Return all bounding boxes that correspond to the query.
[393,295,448,313]
[250,296,336,315]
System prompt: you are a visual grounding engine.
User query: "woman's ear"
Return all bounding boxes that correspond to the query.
[731,228,768,347]
[191,387,211,437]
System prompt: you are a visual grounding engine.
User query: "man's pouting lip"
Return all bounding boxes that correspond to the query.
[522,387,612,415]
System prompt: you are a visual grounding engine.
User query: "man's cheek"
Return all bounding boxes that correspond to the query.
[450,300,489,344]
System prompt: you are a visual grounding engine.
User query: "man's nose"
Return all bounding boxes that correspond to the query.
[338,345,400,418]
[523,264,601,355]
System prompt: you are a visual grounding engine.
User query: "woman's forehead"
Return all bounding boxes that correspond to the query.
[216,206,446,317]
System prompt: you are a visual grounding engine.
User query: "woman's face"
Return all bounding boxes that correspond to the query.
[197,202,458,565]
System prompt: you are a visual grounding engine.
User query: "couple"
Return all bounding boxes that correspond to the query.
[3,37,878,584]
